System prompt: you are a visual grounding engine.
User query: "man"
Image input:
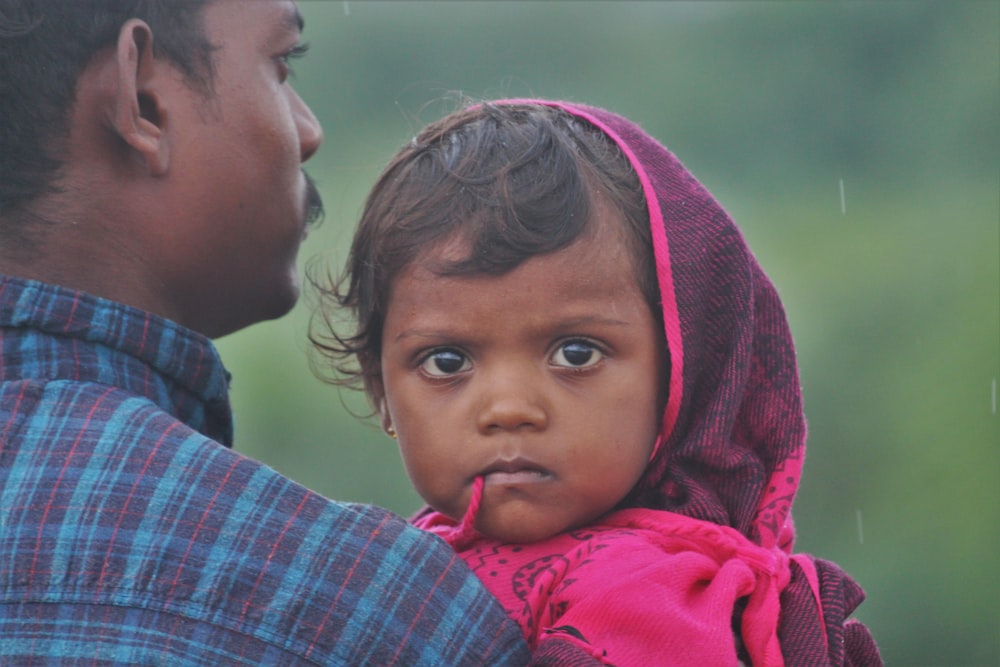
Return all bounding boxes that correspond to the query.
[0,1,529,663]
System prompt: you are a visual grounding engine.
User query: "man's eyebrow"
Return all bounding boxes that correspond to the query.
[280,4,305,34]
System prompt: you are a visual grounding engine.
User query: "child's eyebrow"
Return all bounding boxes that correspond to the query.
[391,315,633,344]
[556,315,633,329]
[391,329,446,344]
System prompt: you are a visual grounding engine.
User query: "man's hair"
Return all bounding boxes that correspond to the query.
[309,102,660,406]
[0,0,215,222]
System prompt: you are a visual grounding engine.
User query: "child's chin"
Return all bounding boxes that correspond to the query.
[478,518,562,544]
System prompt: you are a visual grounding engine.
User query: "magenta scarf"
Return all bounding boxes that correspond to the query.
[413,100,881,666]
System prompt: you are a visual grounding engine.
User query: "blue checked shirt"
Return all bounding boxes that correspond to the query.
[0,275,529,665]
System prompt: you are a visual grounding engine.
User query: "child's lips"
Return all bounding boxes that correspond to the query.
[479,458,552,485]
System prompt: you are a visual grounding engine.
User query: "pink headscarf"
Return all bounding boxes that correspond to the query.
[415,100,881,666]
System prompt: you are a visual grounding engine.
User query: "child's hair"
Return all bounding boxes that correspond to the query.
[309,102,662,407]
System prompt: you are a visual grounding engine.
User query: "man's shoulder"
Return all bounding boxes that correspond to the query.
[2,376,426,598]
[1,380,529,664]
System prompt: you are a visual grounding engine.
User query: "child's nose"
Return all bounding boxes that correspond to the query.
[475,370,548,434]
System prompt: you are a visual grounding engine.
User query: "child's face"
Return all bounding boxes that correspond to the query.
[379,204,664,543]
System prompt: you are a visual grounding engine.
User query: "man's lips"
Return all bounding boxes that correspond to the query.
[479,457,552,485]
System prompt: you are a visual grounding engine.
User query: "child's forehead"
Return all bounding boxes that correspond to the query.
[392,238,641,318]
[399,211,633,287]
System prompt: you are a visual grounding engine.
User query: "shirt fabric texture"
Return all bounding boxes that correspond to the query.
[0,274,529,665]
[413,100,883,667]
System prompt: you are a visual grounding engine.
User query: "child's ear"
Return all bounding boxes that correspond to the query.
[377,398,395,438]
[370,375,393,435]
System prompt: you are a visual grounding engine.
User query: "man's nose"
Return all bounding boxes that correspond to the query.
[294,91,323,162]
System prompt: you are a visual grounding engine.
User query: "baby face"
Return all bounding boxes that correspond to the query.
[379,208,664,543]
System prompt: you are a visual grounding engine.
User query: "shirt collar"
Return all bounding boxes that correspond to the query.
[0,274,233,445]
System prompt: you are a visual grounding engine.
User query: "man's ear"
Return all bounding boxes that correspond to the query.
[111,19,169,175]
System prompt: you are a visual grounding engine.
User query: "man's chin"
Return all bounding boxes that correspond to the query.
[210,280,301,339]
[262,278,302,322]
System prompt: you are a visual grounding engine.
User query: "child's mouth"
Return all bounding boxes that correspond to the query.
[479,458,552,485]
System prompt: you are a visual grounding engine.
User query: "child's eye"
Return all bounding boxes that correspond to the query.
[551,340,604,369]
[419,348,470,376]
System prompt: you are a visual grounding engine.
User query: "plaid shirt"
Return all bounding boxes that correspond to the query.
[0,275,528,665]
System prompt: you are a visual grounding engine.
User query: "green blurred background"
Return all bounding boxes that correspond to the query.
[217,2,999,664]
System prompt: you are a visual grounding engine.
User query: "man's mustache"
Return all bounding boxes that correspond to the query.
[304,171,325,228]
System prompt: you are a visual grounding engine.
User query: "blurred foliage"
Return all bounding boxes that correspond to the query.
[217,2,999,664]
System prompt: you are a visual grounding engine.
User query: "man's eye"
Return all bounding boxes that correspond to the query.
[419,349,470,376]
[551,340,604,369]
[278,42,309,80]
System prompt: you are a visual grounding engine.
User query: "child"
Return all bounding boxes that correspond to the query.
[310,100,882,666]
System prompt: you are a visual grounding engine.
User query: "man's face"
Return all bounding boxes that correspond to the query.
[157,0,322,337]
